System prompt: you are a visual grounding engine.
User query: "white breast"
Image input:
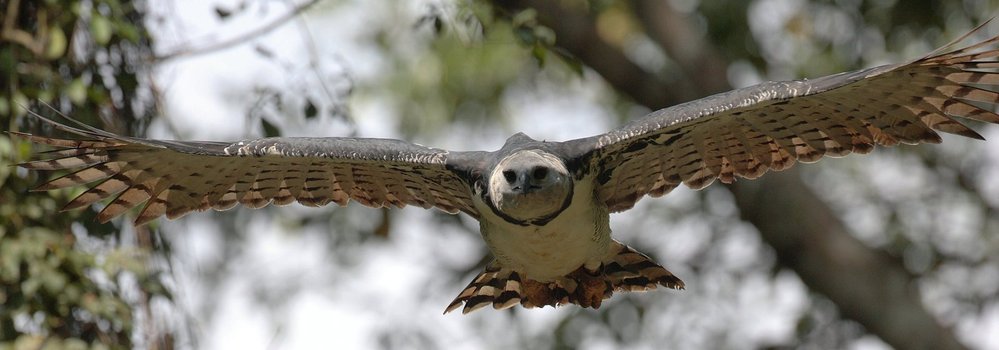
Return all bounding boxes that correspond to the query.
[474,175,614,281]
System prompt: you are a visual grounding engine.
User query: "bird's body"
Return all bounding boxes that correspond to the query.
[15,23,999,314]
[476,172,611,281]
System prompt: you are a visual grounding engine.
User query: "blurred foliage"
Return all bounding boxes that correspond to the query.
[365,1,589,140]
[1,0,169,348]
[375,3,530,138]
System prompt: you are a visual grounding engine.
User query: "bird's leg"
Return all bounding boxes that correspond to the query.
[563,265,613,308]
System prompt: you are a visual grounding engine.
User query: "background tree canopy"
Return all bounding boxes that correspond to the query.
[3,0,998,349]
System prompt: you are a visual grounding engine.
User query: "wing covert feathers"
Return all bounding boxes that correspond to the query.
[445,241,683,314]
[15,117,478,225]
[585,25,999,212]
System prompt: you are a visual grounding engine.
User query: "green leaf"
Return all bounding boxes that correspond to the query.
[304,99,318,119]
[61,339,88,350]
[261,118,280,137]
[14,335,45,350]
[11,91,28,116]
[532,44,547,66]
[41,269,67,292]
[67,79,87,105]
[44,26,67,59]
[91,15,113,45]
[102,248,147,276]
[36,88,54,103]
[511,8,537,27]
[215,6,233,19]
[534,26,556,46]
[21,277,41,297]
[433,16,444,34]
[0,242,17,280]
[114,22,141,43]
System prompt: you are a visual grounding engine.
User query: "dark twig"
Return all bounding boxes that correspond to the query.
[155,0,322,62]
[291,9,360,134]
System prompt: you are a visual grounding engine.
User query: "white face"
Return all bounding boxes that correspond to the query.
[488,150,572,222]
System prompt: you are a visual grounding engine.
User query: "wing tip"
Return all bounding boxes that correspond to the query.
[960,127,988,141]
[926,18,999,58]
[15,102,132,143]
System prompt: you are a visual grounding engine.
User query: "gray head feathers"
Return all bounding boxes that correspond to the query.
[487,149,572,223]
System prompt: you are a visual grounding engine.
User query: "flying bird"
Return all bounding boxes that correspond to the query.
[15,25,999,314]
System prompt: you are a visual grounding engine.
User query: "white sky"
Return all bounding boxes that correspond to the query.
[140,1,999,349]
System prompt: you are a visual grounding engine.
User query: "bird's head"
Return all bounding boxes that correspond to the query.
[488,149,572,222]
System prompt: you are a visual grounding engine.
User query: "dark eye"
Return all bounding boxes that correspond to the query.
[503,170,517,183]
[532,166,548,180]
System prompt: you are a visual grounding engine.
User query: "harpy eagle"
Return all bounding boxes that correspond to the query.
[15,25,999,314]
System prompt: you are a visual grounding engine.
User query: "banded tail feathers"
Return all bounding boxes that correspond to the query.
[445,241,683,314]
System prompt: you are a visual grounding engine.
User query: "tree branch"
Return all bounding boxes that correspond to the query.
[155,0,321,62]
[630,0,730,96]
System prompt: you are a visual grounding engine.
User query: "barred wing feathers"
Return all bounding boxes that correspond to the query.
[16,117,480,225]
[570,25,999,212]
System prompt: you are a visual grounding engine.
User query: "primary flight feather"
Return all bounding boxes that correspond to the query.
[16,24,999,314]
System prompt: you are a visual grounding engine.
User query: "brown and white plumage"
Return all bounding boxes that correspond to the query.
[15,120,483,225]
[565,25,999,213]
[15,24,999,314]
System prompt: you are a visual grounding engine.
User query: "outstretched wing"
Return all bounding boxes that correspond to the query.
[16,116,483,225]
[565,24,999,212]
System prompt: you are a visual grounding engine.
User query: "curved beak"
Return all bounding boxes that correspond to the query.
[513,173,541,194]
